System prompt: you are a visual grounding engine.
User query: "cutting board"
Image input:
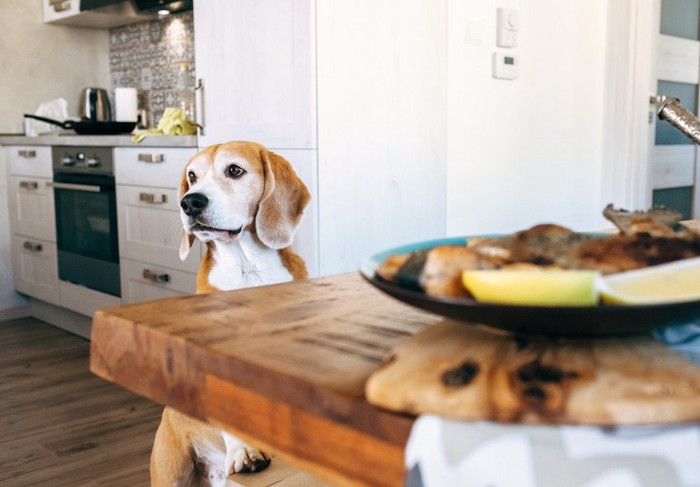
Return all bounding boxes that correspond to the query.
[365,321,700,425]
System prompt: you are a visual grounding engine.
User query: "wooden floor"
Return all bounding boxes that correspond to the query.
[0,317,329,487]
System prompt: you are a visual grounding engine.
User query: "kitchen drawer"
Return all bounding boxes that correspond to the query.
[120,258,196,304]
[114,147,196,189]
[8,176,56,242]
[11,237,59,306]
[5,146,52,178]
[116,185,201,273]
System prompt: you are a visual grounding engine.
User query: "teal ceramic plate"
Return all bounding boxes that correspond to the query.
[359,235,700,337]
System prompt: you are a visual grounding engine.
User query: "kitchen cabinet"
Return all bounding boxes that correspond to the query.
[193,0,319,274]
[193,0,315,150]
[114,147,199,303]
[5,146,60,305]
[119,258,196,303]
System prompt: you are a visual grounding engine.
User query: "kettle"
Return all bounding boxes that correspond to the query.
[79,88,112,122]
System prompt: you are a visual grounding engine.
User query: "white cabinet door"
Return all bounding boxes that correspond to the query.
[6,146,52,178]
[11,238,59,305]
[114,147,196,188]
[116,185,201,273]
[120,258,196,304]
[8,176,56,242]
[194,0,315,149]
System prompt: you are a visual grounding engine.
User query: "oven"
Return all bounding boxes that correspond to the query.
[51,146,120,297]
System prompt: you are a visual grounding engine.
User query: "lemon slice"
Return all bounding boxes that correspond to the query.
[599,257,700,305]
[461,269,600,306]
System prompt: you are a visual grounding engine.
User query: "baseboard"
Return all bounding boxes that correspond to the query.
[0,305,31,322]
[29,299,93,340]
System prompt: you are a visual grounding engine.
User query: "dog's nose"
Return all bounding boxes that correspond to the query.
[180,193,209,217]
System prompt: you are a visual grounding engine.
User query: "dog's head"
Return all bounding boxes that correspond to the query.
[178,141,310,260]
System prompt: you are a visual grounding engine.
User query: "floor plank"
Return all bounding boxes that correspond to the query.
[0,317,330,486]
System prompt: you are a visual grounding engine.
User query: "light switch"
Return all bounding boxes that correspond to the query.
[492,52,518,80]
[497,8,519,48]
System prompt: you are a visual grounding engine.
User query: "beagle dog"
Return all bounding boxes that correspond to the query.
[150,141,310,487]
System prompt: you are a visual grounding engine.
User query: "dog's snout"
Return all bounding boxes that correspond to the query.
[181,193,209,217]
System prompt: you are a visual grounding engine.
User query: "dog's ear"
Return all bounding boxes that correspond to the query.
[178,166,195,261]
[256,149,310,249]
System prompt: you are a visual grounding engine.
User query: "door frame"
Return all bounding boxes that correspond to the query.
[602,0,660,211]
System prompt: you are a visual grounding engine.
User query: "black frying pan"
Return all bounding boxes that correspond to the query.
[24,114,137,135]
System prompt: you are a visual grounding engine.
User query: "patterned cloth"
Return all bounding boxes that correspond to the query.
[405,324,700,487]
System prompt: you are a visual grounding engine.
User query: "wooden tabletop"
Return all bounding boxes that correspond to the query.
[90,272,440,487]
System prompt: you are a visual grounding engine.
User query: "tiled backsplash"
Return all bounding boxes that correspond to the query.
[109,12,195,128]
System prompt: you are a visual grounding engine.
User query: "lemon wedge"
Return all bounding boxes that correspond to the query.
[461,269,600,306]
[599,257,700,305]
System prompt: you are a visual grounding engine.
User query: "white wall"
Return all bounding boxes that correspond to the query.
[446,0,609,236]
[0,0,110,312]
[317,0,447,275]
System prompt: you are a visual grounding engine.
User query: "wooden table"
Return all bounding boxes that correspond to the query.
[90,221,700,486]
[90,273,440,487]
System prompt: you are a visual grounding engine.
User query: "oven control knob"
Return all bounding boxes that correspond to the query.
[87,157,101,168]
[61,156,75,166]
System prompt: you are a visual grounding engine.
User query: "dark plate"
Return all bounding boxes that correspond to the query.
[359,236,700,338]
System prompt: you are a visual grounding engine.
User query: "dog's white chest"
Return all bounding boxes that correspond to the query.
[208,238,293,290]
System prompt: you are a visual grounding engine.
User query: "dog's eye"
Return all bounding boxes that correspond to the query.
[188,170,197,184]
[226,164,246,179]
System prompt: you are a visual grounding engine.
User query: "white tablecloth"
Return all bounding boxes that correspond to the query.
[405,324,700,487]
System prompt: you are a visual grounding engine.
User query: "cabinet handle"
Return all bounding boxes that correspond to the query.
[19,181,39,190]
[137,153,165,163]
[143,269,170,284]
[17,150,36,158]
[195,78,205,136]
[139,192,168,204]
[50,0,71,12]
[23,241,43,252]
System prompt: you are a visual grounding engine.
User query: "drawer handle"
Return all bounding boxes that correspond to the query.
[138,153,165,163]
[18,150,36,158]
[19,181,39,190]
[50,0,71,12]
[23,241,43,252]
[143,269,170,283]
[139,192,168,204]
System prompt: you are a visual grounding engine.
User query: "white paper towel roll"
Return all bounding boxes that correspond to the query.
[115,87,138,122]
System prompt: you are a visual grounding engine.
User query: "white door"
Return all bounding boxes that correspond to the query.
[649,0,700,219]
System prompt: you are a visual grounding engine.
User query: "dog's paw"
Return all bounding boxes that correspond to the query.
[225,445,271,474]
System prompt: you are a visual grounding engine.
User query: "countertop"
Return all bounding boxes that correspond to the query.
[0,133,198,148]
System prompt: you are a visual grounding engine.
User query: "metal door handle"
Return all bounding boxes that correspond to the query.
[138,153,165,163]
[17,150,36,158]
[47,181,101,192]
[143,269,170,283]
[23,241,43,252]
[19,181,39,190]
[139,192,168,204]
[195,78,205,136]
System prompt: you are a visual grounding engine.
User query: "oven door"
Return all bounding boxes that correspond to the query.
[53,173,120,297]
